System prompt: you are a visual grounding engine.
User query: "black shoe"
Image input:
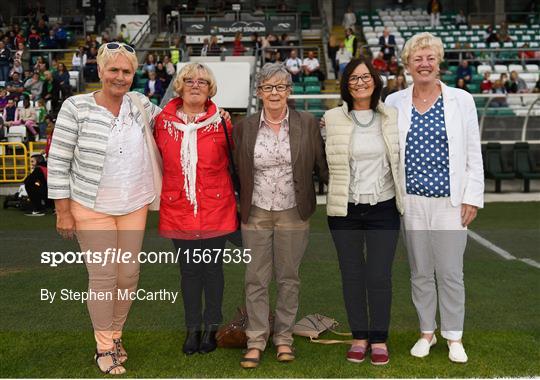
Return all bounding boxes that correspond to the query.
[183,329,201,355]
[199,324,219,354]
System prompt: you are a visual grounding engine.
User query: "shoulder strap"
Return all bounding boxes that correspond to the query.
[127,92,150,132]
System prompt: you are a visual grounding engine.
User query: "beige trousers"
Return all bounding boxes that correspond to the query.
[242,206,309,351]
[71,200,148,351]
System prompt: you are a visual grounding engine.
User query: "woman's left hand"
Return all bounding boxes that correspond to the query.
[219,108,231,121]
[461,204,478,227]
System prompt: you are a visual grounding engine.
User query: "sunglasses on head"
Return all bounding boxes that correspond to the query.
[105,42,136,54]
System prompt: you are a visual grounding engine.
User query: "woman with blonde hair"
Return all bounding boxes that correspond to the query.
[385,32,484,363]
[48,42,161,375]
[153,62,237,355]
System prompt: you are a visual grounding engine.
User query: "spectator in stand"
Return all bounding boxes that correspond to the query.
[485,26,499,45]
[54,23,68,49]
[155,61,171,89]
[233,32,246,56]
[455,10,467,26]
[27,27,41,50]
[6,72,25,100]
[24,153,49,216]
[49,58,59,74]
[279,33,292,60]
[15,42,31,71]
[35,97,47,139]
[144,70,163,104]
[2,98,19,131]
[36,18,49,37]
[118,24,131,44]
[506,71,528,93]
[336,41,353,77]
[519,43,536,60]
[251,33,262,56]
[303,50,325,82]
[163,55,175,76]
[0,41,11,82]
[388,56,400,76]
[43,30,58,50]
[33,56,45,72]
[85,46,98,82]
[17,96,39,139]
[208,36,222,57]
[24,71,44,100]
[142,53,157,78]
[342,5,357,32]
[455,78,469,92]
[15,30,26,47]
[372,51,389,75]
[344,28,357,57]
[10,60,24,78]
[72,46,87,71]
[200,38,209,57]
[328,34,339,75]
[498,21,512,43]
[53,63,71,103]
[490,79,508,107]
[0,88,8,112]
[456,60,472,83]
[500,72,509,90]
[480,72,492,93]
[285,49,303,82]
[396,73,407,90]
[381,77,398,101]
[379,28,396,61]
[427,0,442,27]
[41,70,54,105]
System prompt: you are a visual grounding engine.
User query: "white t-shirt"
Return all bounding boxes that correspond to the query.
[303,57,320,71]
[285,57,302,74]
[336,49,353,65]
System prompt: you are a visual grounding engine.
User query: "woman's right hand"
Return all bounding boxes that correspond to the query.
[56,210,76,239]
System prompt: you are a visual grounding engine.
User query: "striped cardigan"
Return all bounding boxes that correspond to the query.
[47,91,161,209]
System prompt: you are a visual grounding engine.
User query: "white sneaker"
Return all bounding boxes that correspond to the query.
[410,335,437,358]
[448,341,468,363]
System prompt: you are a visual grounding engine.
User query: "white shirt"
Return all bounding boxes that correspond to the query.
[303,57,320,71]
[285,57,302,74]
[72,53,87,67]
[336,49,352,65]
[342,12,357,29]
[94,95,155,215]
[348,110,395,205]
[148,79,156,93]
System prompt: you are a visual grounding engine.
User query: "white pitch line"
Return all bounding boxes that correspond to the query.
[468,230,540,269]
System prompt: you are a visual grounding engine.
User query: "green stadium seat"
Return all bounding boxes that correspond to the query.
[292,84,304,94]
[150,98,159,105]
[513,142,540,192]
[304,85,321,94]
[472,73,484,82]
[303,76,319,84]
[474,97,487,108]
[448,66,458,74]
[468,83,480,93]
[134,88,145,94]
[496,108,515,116]
[442,74,456,83]
[485,142,515,193]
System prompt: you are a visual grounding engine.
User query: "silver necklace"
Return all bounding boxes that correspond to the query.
[351,110,376,128]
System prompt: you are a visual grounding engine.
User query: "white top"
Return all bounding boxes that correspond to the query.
[94,95,155,215]
[72,53,87,67]
[303,57,320,71]
[285,57,302,74]
[336,49,353,65]
[348,110,395,205]
[148,79,156,93]
[343,12,357,29]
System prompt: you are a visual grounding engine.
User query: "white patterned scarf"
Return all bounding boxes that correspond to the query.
[173,109,222,215]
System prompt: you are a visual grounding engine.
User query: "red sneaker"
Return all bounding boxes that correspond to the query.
[370,346,389,365]
[347,345,368,363]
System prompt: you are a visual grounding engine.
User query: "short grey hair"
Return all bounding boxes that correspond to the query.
[256,63,293,88]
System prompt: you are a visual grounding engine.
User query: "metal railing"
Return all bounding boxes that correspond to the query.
[261,45,322,65]
[131,13,157,48]
[0,142,29,183]
[468,12,539,26]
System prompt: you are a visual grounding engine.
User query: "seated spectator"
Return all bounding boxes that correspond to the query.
[144,71,163,104]
[24,71,43,100]
[15,42,31,71]
[303,50,325,82]
[500,72,509,90]
[24,154,49,216]
[372,51,389,74]
[480,72,493,93]
[485,25,499,44]
[208,35,222,56]
[455,10,467,26]
[163,55,175,76]
[35,98,47,139]
[0,41,11,82]
[490,80,508,107]
[14,31,26,47]
[53,63,71,102]
[72,46,87,71]
[233,32,246,56]
[33,56,45,72]
[10,60,24,78]
[6,72,24,100]
[142,53,157,77]
[285,49,303,82]
[27,27,41,50]
[519,43,536,60]
[154,61,171,89]
[456,78,470,92]
[498,21,512,43]
[200,38,209,56]
[54,23,68,49]
[36,18,49,37]
[2,98,19,131]
[388,55,400,76]
[456,60,472,83]
[17,96,39,139]
[0,88,8,112]
[381,78,398,101]
[506,70,528,93]
[379,27,396,61]
[42,30,58,50]
[41,70,54,104]
[396,73,407,90]
[336,41,352,77]
[84,46,98,82]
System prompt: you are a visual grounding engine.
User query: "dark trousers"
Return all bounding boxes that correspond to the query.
[328,198,400,343]
[24,168,48,212]
[172,236,226,329]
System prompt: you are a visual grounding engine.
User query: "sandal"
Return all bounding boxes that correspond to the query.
[240,348,262,369]
[94,350,126,375]
[113,338,128,364]
[276,345,295,362]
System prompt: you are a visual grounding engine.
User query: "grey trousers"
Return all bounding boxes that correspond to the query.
[242,206,310,351]
[402,195,467,341]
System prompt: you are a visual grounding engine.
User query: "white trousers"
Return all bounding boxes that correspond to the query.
[402,195,467,341]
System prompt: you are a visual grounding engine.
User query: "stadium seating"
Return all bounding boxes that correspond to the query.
[485,142,516,192]
[513,142,540,192]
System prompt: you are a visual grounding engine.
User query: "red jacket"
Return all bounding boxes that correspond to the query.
[154,97,238,240]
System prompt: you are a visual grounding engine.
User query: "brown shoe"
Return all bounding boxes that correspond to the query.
[113,338,127,364]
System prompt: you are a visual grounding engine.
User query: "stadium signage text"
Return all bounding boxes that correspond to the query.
[183,20,295,35]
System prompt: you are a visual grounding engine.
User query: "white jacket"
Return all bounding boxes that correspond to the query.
[324,102,403,216]
[385,81,484,208]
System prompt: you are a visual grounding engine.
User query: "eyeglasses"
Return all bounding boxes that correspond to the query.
[258,84,290,92]
[104,42,136,54]
[348,74,373,85]
[183,78,210,87]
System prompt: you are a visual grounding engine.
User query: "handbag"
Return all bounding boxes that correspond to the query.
[128,92,162,211]
[221,118,242,247]
[216,306,274,348]
[293,314,352,344]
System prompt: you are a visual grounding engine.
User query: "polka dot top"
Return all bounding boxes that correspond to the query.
[405,95,450,198]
